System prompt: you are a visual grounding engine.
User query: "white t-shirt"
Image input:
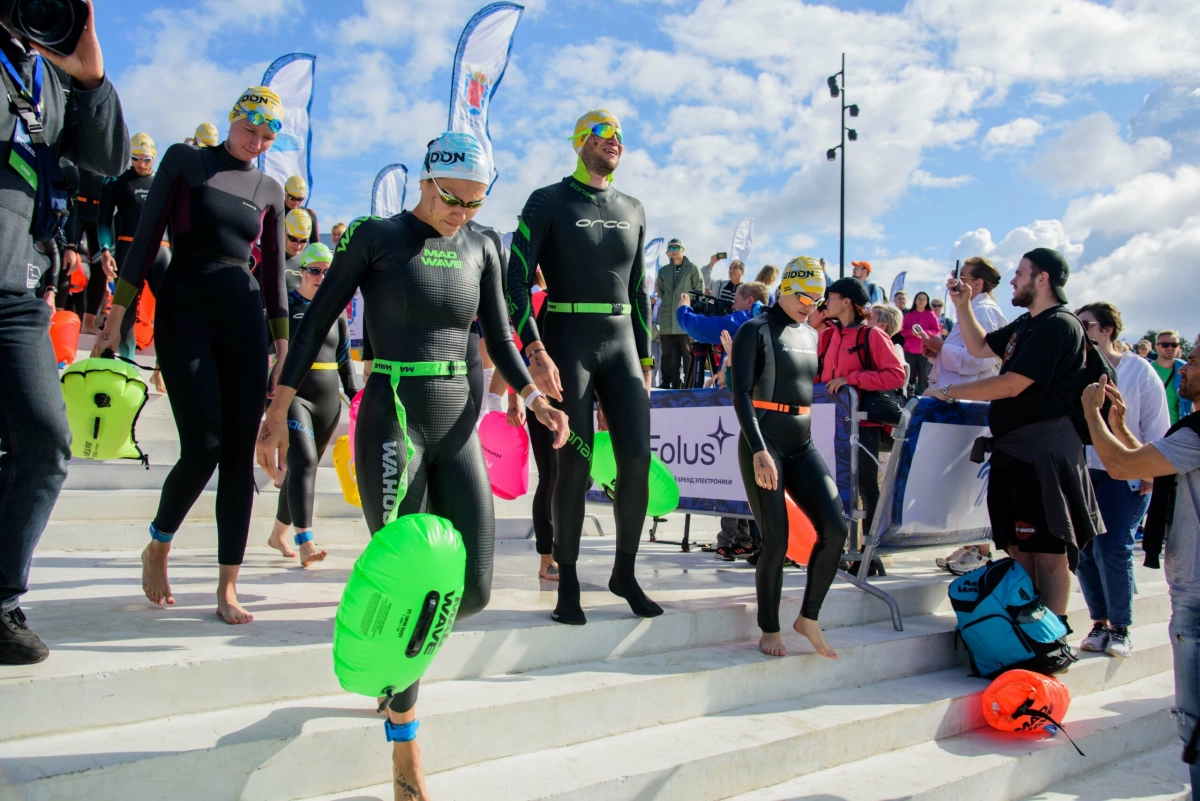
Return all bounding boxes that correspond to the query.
[931,294,1007,387]
[1087,351,1171,472]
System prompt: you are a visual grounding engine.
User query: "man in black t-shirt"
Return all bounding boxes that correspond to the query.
[926,248,1097,616]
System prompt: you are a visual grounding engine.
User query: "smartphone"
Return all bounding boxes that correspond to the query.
[953,259,961,280]
[912,324,928,338]
[715,252,728,260]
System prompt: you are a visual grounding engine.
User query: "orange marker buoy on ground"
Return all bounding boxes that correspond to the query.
[69,266,87,294]
[134,289,156,350]
[49,310,81,365]
[784,493,817,564]
[981,669,1083,754]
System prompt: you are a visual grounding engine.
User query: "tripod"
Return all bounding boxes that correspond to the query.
[685,341,720,389]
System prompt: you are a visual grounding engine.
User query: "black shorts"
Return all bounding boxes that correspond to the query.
[987,450,1067,555]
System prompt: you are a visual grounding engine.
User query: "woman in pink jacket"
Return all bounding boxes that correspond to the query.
[901,291,939,396]
[818,278,907,537]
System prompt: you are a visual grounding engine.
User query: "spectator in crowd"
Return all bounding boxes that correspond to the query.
[892,290,907,312]
[807,297,829,333]
[851,261,886,306]
[655,238,704,388]
[1082,347,1200,791]
[869,303,908,386]
[932,248,1100,619]
[930,296,952,336]
[818,278,906,537]
[1137,339,1153,359]
[901,291,940,396]
[1153,329,1193,425]
[714,260,745,306]
[755,264,779,304]
[1074,302,1170,658]
[921,257,1007,575]
[330,221,347,247]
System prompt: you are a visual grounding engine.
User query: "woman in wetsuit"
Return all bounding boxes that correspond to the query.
[266,243,358,568]
[731,256,848,659]
[257,131,568,801]
[93,86,289,625]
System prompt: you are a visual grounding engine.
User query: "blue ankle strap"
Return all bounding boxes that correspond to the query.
[149,522,174,544]
[384,719,419,742]
[294,531,314,546]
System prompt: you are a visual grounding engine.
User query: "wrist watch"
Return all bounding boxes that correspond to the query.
[941,384,956,403]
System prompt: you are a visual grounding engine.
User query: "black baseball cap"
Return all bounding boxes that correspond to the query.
[826,277,871,307]
[1023,247,1070,304]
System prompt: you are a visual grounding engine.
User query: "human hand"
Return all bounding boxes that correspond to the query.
[1081,374,1108,414]
[89,306,125,356]
[530,397,569,448]
[43,290,55,309]
[31,1,105,89]
[100,250,116,280]
[678,292,691,308]
[946,278,973,309]
[255,406,290,487]
[920,332,944,354]
[709,254,720,267]
[597,405,608,432]
[1103,377,1128,430]
[269,340,288,398]
[720,329,733,352]
[1140,479,1154,496]
[506,392,525,427]
[753,450,778,490]
[923,384,941,398]
[826,376,849,394]
[526,346,563,401]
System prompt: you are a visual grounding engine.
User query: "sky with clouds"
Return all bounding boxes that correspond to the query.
[101,0,1200,341]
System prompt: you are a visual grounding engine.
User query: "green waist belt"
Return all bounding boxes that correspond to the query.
[370,359,468,523]
[546,301,631,315]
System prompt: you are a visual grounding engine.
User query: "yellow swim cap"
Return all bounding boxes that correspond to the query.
[285,208,312,240]
[194,122,218,147]
[572,109,622,154]
[130,133,156,159]
[229,86,284,131]
[284,175,308,200]
[779,256,827,297]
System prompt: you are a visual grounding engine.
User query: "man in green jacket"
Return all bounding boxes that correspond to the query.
[655,238,704,388]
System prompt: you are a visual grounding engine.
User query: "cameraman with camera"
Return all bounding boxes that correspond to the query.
[0,0,129,664]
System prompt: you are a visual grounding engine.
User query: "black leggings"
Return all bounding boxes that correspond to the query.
[527,412,556,555]
[738,418,848,631]
[275,377,342,530]
[81,221,107,317]
[905,350,931,396]
[153,263,268,565]
[544,314,650,564]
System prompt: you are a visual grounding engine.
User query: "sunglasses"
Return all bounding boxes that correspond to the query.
[430,175,485,209]
[1158,341,1180,347]
[286,195,304,204]
[589,123,623,144]
[667,245,682,252]
[303,266,329,277]
[286,234,308,244]
[245,110,283,133]
[131,155,153,163]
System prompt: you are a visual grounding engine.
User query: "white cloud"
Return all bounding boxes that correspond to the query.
[982,118,1044,150]
[1063,166,1200,240]
[950,219,1084,269]
[911,169,974,188]
[1033,113,1171,191]
[1029,91,1069,107]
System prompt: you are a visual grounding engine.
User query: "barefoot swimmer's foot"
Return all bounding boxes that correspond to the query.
[794,614,838,658]
[538,554,560,581]
[389,709,431,801]
[759,631,787,657]
[298,539,328,568]
[267,522,297,558]
[216,566,253,625]
[141,540,174,606]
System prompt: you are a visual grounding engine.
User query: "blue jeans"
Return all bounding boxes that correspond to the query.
[1169,593,1200,792]
[0,294,71,612]
[1076,470,1149,628]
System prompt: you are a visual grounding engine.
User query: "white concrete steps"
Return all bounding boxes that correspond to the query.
[50,488,363,521]
[723,672,1175,801]
[1019,741,1191,801]
[302,622,1174,801]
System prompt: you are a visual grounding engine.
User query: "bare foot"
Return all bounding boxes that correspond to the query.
[267,522,297,557]
[759,631,787,657]
[538,555,560,581]
[216,567,253,624]
[299,540,328,568]
[391,732,431,800]
[793,614,838,658]
[141,540,174,606]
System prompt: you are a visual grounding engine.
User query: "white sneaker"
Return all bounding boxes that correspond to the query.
[937,546,974,570]
[1105,627,1132,658]
[948,550,989,575]
[1080,622,1109,652]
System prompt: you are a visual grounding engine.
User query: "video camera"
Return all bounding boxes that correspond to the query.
[687,291,733,318]
[1,0,88,57]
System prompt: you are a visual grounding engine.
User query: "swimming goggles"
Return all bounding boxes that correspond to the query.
[430,175,486,209]
[576,123,623,145]
[245,110,283,133]
[131,155,153,163]
[303,266,329,276]
[286,234,308,244]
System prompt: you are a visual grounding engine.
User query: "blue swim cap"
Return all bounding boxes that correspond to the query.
[420,131,491,186]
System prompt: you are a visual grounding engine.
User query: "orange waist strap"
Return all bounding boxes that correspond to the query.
[752,400,811,415]
[116,236,170,247]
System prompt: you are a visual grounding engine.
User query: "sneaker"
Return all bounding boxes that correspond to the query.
[1105,626,1132,658]
[1080,621,1109,652]
[936,546,974,570]
[714,546,736,562]
[947,550,989,575]
[0,607,49,665]
[730,543,758,559]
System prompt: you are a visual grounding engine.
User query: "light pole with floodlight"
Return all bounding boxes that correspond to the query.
[826,53,859,279]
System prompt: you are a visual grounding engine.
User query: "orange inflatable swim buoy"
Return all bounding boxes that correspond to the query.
[69,265,87,294]
[784,493,817,564]
[981,669,1084,754]
[49,310,81,365]
[134,288,156,350]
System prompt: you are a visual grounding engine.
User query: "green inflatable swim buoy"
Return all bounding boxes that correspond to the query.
[333,514,467,698]
[60,357,148,462]
[589,431,681,518]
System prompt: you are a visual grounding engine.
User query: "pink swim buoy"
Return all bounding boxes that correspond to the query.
[347,389,364,461]
[478,411,530,500]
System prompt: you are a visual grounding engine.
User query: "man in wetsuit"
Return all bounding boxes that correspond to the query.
[508,109,661,625]
[62,162,107,333]
[188,122,218,149]
[284,208,312,292]
[97,133,168,357]
[284,174,319,243]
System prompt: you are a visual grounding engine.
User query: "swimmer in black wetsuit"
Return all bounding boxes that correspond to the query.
[97,133,169,359]
[284,174,320,243]
[731,257,848,659]
[93,86,290,625]
[283,208,311,292]
[257,131,568,801]
[62,163,108,334]
[267,243,357,567]
[507,109,660,626]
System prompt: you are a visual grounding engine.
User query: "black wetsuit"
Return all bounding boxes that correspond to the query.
[284,252,302,293]
[114,143,287,566]
[508,175,657,624]
[526,300,555,556]
[275,289,357,530]
[279,211,533,713]
[731,305,848,631]
[64,164,107,316]
[98,167,169,355]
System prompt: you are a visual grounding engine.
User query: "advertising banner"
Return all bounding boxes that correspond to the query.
[258,53,315,201]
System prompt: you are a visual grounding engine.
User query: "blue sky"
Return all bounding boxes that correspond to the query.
[100,0,1200,340]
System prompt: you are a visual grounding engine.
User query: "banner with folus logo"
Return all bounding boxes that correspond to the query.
[258,53,316,201]
[447,2,524,188]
